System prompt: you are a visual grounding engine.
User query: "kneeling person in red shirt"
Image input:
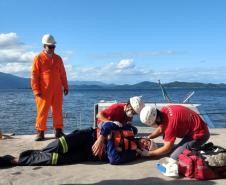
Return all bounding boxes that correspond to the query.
[138,105,210,160]
[96,96,145,128]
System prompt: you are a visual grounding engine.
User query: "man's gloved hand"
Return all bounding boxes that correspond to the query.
[113,121,123,127]
[136,148,150,157]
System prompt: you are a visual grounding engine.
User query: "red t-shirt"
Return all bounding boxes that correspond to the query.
[159,105,209,143]
[97,103,132,127]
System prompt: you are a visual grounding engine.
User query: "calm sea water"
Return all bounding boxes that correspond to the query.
[0,88,226,135]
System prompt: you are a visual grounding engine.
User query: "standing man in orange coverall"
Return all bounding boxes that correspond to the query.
[31,34,69,141]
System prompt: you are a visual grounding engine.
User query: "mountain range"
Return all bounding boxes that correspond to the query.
[1,72,226,89]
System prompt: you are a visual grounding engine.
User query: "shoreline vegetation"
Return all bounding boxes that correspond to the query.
[1,72,226,90]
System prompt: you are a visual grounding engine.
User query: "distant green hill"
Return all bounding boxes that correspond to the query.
[112,81,159,89]
[1,72,226,89]
[70,81,226,90]
[164,81,226,89]
[0,72,30,89]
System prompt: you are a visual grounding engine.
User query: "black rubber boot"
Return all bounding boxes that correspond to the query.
[35,131,44,141]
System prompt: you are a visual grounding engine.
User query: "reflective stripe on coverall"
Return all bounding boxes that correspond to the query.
[51,136,68,165]
[59,136,68,153]
[51,152,59,165]
[31,51,68,131]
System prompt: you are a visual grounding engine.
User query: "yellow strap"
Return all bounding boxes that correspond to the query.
[52,153,58,165]
[59,136,68,153]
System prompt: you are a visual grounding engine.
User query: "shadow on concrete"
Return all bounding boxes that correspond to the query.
[210,133,220,136]
[61,158,153,166]
[79,155,164,166]
[0,157,156,169]
[43,136,56,140]
[62,177,216,185]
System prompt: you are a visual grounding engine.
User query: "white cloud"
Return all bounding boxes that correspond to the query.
[0,63,31,77]
[0,32,18,48]
[0,33,36,64]
[116,59,135,70]
[67,59,151,84]
[67,60,226,84]
[150,67,226,84]
[61,50,74,61]
[0,50,36,63]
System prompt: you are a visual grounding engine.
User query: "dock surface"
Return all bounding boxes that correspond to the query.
[0,128,226,185]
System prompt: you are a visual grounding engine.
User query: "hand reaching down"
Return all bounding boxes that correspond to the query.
[136,148,151,157]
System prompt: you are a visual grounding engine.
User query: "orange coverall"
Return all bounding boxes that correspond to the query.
[31,51,68,131]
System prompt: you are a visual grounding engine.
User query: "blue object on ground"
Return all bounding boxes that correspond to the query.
[156,163,166,173]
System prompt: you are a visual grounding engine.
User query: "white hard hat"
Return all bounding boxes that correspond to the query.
[140,106,157,127]
[42,34,56,45]
[129,96,145,114]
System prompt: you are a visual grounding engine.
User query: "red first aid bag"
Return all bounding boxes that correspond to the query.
[178,143,226,180]
[178,149,195,178]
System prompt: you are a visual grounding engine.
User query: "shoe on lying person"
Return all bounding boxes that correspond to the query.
[0,155,16,167]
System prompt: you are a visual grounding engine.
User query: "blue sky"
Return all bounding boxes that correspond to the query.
[0,0,226,84]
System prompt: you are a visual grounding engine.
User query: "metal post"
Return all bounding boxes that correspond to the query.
[80,112,82,129]
[225,111,226,128]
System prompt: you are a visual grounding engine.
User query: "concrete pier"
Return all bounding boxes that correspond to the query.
[0,128,226,185]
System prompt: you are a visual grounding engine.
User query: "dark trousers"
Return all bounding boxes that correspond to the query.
[170,132,210,160]
[18,128,97,166]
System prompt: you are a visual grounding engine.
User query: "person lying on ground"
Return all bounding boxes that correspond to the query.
[0,122,157,167]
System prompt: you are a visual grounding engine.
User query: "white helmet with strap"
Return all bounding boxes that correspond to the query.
[129,96,145,114]
[42,34,56,45]
[140,106,158,127]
